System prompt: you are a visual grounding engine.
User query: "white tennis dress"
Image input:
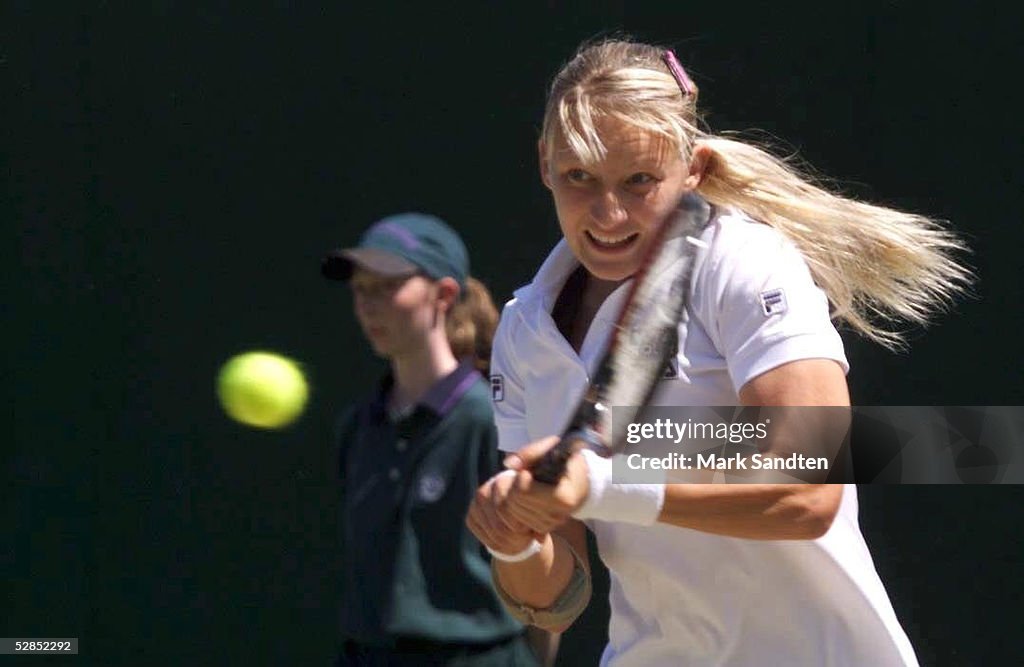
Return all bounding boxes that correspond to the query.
[490,209,919,667]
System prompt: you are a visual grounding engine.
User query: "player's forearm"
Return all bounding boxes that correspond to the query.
[494,533,576,608]
[658,483,842,539]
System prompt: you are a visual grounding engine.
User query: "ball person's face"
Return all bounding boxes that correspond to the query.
[349,267,438,358]
[541,117,701,282]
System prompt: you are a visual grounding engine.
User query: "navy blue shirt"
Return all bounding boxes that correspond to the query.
[336,360,523,646]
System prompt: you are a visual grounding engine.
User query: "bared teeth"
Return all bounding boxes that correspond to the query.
[588,230,638,246]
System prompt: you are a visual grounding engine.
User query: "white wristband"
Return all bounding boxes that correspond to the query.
[487,539,543,563]
[572,449,665,525]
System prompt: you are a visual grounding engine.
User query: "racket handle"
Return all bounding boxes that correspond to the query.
[531,429,601,485]
[531,441,574,484]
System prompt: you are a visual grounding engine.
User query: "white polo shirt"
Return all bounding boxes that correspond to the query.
[490,208,919,666]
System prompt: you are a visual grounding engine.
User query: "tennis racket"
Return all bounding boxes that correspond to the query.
[531,192,711,484]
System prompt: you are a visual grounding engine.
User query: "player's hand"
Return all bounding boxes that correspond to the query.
[466,470,541,555]
[500,436,591,534]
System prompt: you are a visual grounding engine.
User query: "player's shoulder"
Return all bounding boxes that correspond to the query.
[696,207,807,278]
[689,207,818,320]
[494,278,541,347]
[700,207,793,258]
[494,292,526,341]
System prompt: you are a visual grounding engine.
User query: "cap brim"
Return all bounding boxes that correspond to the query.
[321,248,419,281]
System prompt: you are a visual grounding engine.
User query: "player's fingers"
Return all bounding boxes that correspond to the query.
[497,509,530,534]
[500,500,541,532]
[477,501,541,553]
[474,511,511,550]
[485,493,533,542]
[487,470,533,532]
[503,435,561,470]
[512,469,557,502]
[489,470,519,506]
[503,499,564,534]
[471,491,513,543]
[511,470,579,516]
[492,500,530,533]
[465,504,493,545]
[490,469,518,494]
[521,462,589,514]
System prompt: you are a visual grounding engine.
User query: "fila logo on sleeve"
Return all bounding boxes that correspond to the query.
[490,375,504,402]
[760,288,788,316]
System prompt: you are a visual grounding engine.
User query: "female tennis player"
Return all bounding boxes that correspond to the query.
[323,213,539,665]
[466,39,970,666]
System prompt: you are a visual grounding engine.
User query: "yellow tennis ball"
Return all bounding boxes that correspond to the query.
[217,351,309,429]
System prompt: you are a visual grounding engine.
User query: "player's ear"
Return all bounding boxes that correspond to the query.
[538,139,553,190]
[684,143,712,191]
[435,277,460,313]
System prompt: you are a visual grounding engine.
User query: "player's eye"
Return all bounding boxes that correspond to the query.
[626,172,657,186]
[565,168,592,184]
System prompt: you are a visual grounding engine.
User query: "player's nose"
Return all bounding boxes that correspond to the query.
[589,190,628,227]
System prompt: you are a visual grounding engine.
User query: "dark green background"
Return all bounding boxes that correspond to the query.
[7,3,1022,665]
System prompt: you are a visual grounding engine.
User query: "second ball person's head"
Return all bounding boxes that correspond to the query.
[321,213,468,358]
[539,39,710,282]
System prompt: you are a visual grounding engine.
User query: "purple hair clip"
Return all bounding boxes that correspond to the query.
[662,50,696,97]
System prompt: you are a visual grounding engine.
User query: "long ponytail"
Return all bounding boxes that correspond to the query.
[696,137,972,347]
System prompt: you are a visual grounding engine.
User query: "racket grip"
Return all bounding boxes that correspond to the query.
[531,441,574,484]
[531,429,601,485]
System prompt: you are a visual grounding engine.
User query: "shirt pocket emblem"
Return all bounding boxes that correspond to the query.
[417,472,447,503]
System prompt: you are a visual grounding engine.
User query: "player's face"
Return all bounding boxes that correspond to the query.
[350,268,437,358]
[542,118,698,281]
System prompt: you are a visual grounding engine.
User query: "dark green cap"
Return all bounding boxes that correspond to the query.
[321,213,469,291]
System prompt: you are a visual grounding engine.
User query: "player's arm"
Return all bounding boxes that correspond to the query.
[656,358,846,540]
[472,306,592,633]
[467,469,592,632]
[491,519,588,609]
[650,222,848,539]
[502,359,846,541]
[492,520,591,633]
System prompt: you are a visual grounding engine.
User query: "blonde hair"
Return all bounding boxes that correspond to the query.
[542,39,971,348]
[447,277,500,374]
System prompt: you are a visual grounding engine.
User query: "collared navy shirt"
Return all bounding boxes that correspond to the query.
[335,359,523,646]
